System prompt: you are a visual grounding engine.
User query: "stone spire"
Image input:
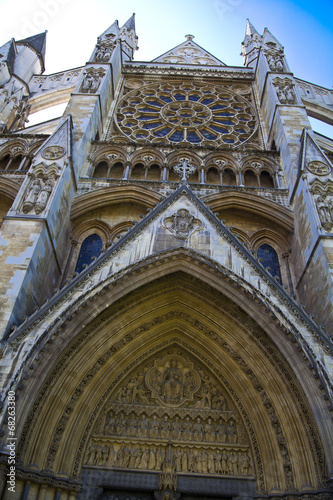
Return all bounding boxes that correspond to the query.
[119,13,138,61]
[241,19,262,68]
[122,12,136,32]
[245,18,260,37]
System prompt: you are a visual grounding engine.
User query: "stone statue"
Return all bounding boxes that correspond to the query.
[204,418,215,442]
[35,179,53,214]
[317,195,333,230]
[138,448,150,469]
[182,416,193,440]
[187,450,196,472]
[174,448,182,472]
[22,179,41,213]
[171,416,182,439]
[163,359,183,401]
[148,448,156,470]
[221,452,229,474]
[160,415,171,439]
[155,447,165,470]
[193,417,204,441]
[138,414,149,438]
[80,68,105,94]
[207,451,215,474]
[214,451,222,473]
[216,419,227,443]
[226,419,238,444]
[149,414,160,439]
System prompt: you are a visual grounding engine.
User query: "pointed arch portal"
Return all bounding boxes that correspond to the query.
[10,260,331,500]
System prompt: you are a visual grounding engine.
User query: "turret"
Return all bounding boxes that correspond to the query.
[0,32,46,132]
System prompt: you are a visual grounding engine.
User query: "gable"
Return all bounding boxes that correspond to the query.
[152,35,226,66]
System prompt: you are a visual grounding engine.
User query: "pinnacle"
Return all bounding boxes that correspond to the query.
[245,19,260,37]
[122,13,136,32]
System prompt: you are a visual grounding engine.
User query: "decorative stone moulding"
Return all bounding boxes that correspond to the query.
[114,81,258,148]
[42,145,65,160]
[307,160,331,176]
[162,208,203,239]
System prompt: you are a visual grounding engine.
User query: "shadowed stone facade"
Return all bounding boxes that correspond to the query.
[0,15,332,500]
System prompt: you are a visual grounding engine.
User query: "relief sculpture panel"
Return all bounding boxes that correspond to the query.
[83,349,253,480]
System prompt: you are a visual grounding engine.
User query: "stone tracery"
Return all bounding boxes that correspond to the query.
[114,82,258,147]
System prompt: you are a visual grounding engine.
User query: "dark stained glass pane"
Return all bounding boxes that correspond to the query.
[75,234,103,274]
[257,243,282,283]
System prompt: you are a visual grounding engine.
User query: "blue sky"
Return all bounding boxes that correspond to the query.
[1,0,332,135]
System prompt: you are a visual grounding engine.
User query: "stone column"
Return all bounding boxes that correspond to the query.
[200,167,205,184]
[123,161,131,180]
[37,484,48,500]
[283,252,295,296]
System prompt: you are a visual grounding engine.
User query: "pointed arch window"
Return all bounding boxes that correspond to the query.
[257,243,282,283]
[75,233,103,273]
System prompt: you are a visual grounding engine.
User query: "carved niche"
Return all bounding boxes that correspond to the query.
[309,178,333,232]
[264,42,285,72]
[94,34,117,62]
[83,349,253,482]
[273,78,296,105]
[22,176,54,215]
[80,67,106,94]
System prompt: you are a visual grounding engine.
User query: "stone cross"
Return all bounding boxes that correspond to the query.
[173,159,196,183]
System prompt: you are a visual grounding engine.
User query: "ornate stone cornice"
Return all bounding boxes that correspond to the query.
[123,62,255,80]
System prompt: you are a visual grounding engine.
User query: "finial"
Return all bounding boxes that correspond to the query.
[185,34,195,41]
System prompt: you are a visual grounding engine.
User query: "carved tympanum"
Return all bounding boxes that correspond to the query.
[83,349,253,479]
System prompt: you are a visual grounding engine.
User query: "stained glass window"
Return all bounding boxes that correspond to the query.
[75,234,103,274]
[257,244,282,283]
[115,82,257,146]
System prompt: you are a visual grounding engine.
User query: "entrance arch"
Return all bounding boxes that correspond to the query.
[13,269,329,499]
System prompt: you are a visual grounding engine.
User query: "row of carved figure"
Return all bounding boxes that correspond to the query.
[103,413,238,443]
[22,177,53,214]
[85,442,252,475]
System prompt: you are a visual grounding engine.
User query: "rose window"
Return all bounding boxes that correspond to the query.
[114,82,257,147]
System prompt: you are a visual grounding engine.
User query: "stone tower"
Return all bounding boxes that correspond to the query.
[0,15,332,500]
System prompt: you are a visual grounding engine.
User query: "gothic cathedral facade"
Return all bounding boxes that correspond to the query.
[0,14,332,500]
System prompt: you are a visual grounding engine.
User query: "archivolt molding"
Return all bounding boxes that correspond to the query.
[3,253,331,471]
[71,185,163,219]
[204,190,294,232]
[0,176,21,199]
[13,276,329,494]
[71,219,113,245]
[250,228,290,253]
[109,221,136,242]
[130,148,165,167]
[166,151,202,170]
[88,145,127,167]
[0,137,45,158]
[241,155,280,174]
